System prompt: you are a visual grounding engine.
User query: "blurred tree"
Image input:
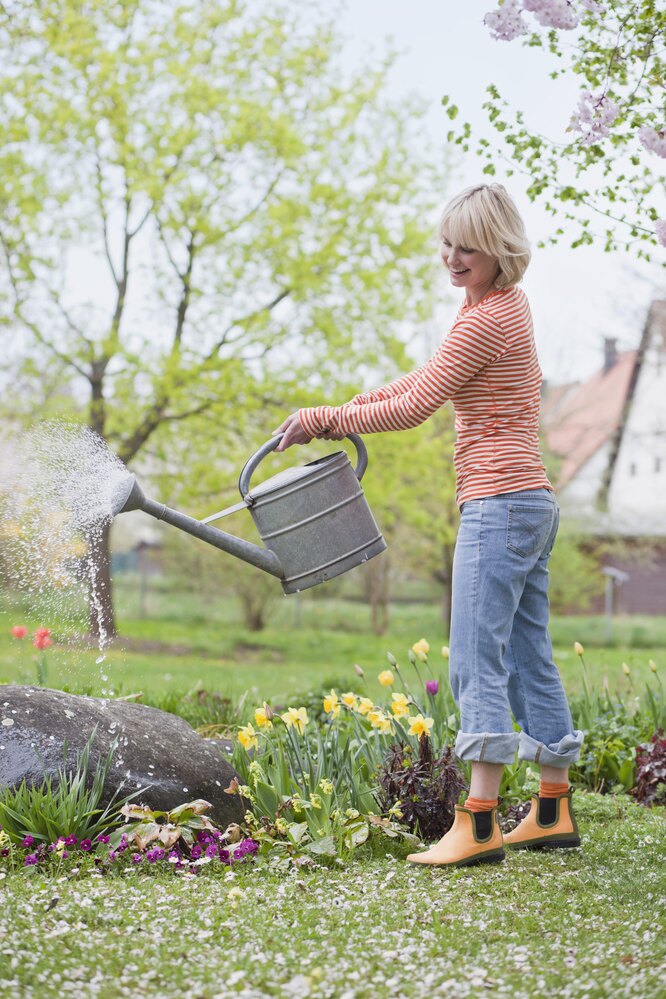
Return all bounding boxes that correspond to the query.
[0,0,444,638]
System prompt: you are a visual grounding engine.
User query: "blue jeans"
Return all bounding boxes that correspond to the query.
[449,489,584,767]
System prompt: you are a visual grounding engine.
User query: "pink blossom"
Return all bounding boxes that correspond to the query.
[11,626,27,639]
[655,220,666,247]
[638,125,666,159]
[523,0,580,29]
[484,0,528,41]
[570,91,621,145]
[581,0,605,11]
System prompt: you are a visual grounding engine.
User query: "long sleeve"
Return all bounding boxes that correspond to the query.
[299,312,507,437]
[349,366,425,406]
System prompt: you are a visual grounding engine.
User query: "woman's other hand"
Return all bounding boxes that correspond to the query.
[272,413,313,451]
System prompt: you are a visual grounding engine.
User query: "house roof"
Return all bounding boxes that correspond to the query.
[542,350,637,489]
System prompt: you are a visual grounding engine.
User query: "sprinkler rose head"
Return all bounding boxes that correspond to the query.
[110,474,146,516]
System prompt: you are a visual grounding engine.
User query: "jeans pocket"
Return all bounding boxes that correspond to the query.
[506,504,556,558]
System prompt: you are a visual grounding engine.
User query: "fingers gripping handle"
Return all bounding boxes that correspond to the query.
[238,433,368,498]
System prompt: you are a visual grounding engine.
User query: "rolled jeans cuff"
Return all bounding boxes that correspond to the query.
[455,731,520,765]
[518,730,584,767]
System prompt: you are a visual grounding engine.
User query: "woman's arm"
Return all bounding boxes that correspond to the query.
[349,366,426,406]
[299,314,507,438]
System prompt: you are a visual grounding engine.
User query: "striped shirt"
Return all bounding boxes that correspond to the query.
[298,286,552,506]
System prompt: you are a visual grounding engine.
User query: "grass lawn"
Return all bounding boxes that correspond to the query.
[1,795,664,998]
[0,581,663,704]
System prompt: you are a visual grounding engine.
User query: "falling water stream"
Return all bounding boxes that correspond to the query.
[0,421,134,690]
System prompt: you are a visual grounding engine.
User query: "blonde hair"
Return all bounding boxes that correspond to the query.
[439,184,531,289]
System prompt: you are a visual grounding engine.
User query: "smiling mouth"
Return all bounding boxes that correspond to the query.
[450,268,469,274]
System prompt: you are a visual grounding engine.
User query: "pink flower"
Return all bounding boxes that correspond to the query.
[655,220,666,247]
[570,91,621,145]
[11,626,28,639]
[484,0,528,41]
[523,0,580,30]
[33,627,52,651]
[425,680,440,696]
[638,125,666,159]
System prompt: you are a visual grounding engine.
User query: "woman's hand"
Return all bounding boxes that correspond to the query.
[272,413,313,451]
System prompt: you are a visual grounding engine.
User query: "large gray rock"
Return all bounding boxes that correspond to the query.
[0,685,244,827]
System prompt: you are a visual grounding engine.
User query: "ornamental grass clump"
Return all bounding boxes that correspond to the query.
[0,729,142,846]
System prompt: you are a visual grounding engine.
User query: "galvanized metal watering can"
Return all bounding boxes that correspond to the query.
[111,434,386,594]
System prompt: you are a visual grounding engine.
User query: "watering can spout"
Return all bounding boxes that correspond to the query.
[111,473,284,578]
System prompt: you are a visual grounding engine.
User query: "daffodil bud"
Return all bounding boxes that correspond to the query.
[622,662,631,676]
[649,660,658,673]
[354,663,364,677]
[441,645,450,659]
[574,642,585,656]
[386,652,398,667]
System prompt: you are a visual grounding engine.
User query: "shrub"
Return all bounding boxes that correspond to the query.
[632,732,666,807]
[377,735,466,841]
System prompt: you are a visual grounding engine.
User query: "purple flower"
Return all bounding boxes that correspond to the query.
[191,845,202,859]
[24,853,39,866]
[153,847,165,860]
[21,835,35,848]
[79,839,92,852]
[108,849,118,861]
[219,848,231,864]
[132,853,142,864]
[205,844,218,858]
[0,848,10,857]
[425,680,439,696]
[97,834,110,844]
[64,835,78,846]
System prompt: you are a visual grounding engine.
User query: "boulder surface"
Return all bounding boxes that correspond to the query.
[0,685,244,827]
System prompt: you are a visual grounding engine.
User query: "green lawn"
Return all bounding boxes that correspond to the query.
[1,794,664,998]
[0,580,662,704]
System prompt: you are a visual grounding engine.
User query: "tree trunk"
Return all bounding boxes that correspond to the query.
[85,520,117,643]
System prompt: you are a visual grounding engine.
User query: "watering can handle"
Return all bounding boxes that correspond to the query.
[238,433,368,499]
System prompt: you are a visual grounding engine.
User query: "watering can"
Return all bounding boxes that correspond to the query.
[111,434,386,594]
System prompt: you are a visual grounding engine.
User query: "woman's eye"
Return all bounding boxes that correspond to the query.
[461,247,474,254]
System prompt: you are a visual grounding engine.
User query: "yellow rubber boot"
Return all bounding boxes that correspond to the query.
[503,788,580,850]
[406,805,505,868]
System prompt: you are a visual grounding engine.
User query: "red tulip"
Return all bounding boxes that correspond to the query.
[33,627,52,650]
[11,625,28,639]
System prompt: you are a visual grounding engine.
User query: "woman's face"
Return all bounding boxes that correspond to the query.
[440,228,500,304]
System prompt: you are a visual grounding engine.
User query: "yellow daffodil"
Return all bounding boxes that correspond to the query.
[622,662,631,676]
[441,645,450,659]
[281,706,309,734]
[254,707,273,729]
[390,692,410,718]
[412,638,430,658]
[574,642,585,656]
[408,714,434,738]
[356,696,374,716]
[323,689,340,717]
[378,670,395,687]
[368,709,387,729]
[341,691,358,709]
[238,723,258,751]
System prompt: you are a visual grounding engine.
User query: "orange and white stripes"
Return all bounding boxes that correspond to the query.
[298,286,552,506]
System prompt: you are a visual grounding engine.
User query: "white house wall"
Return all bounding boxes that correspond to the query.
[607,333,666,536]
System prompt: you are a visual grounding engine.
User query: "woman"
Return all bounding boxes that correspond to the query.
[274,183,583,868]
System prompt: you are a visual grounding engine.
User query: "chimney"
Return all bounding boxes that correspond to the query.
[603,337,618,373]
